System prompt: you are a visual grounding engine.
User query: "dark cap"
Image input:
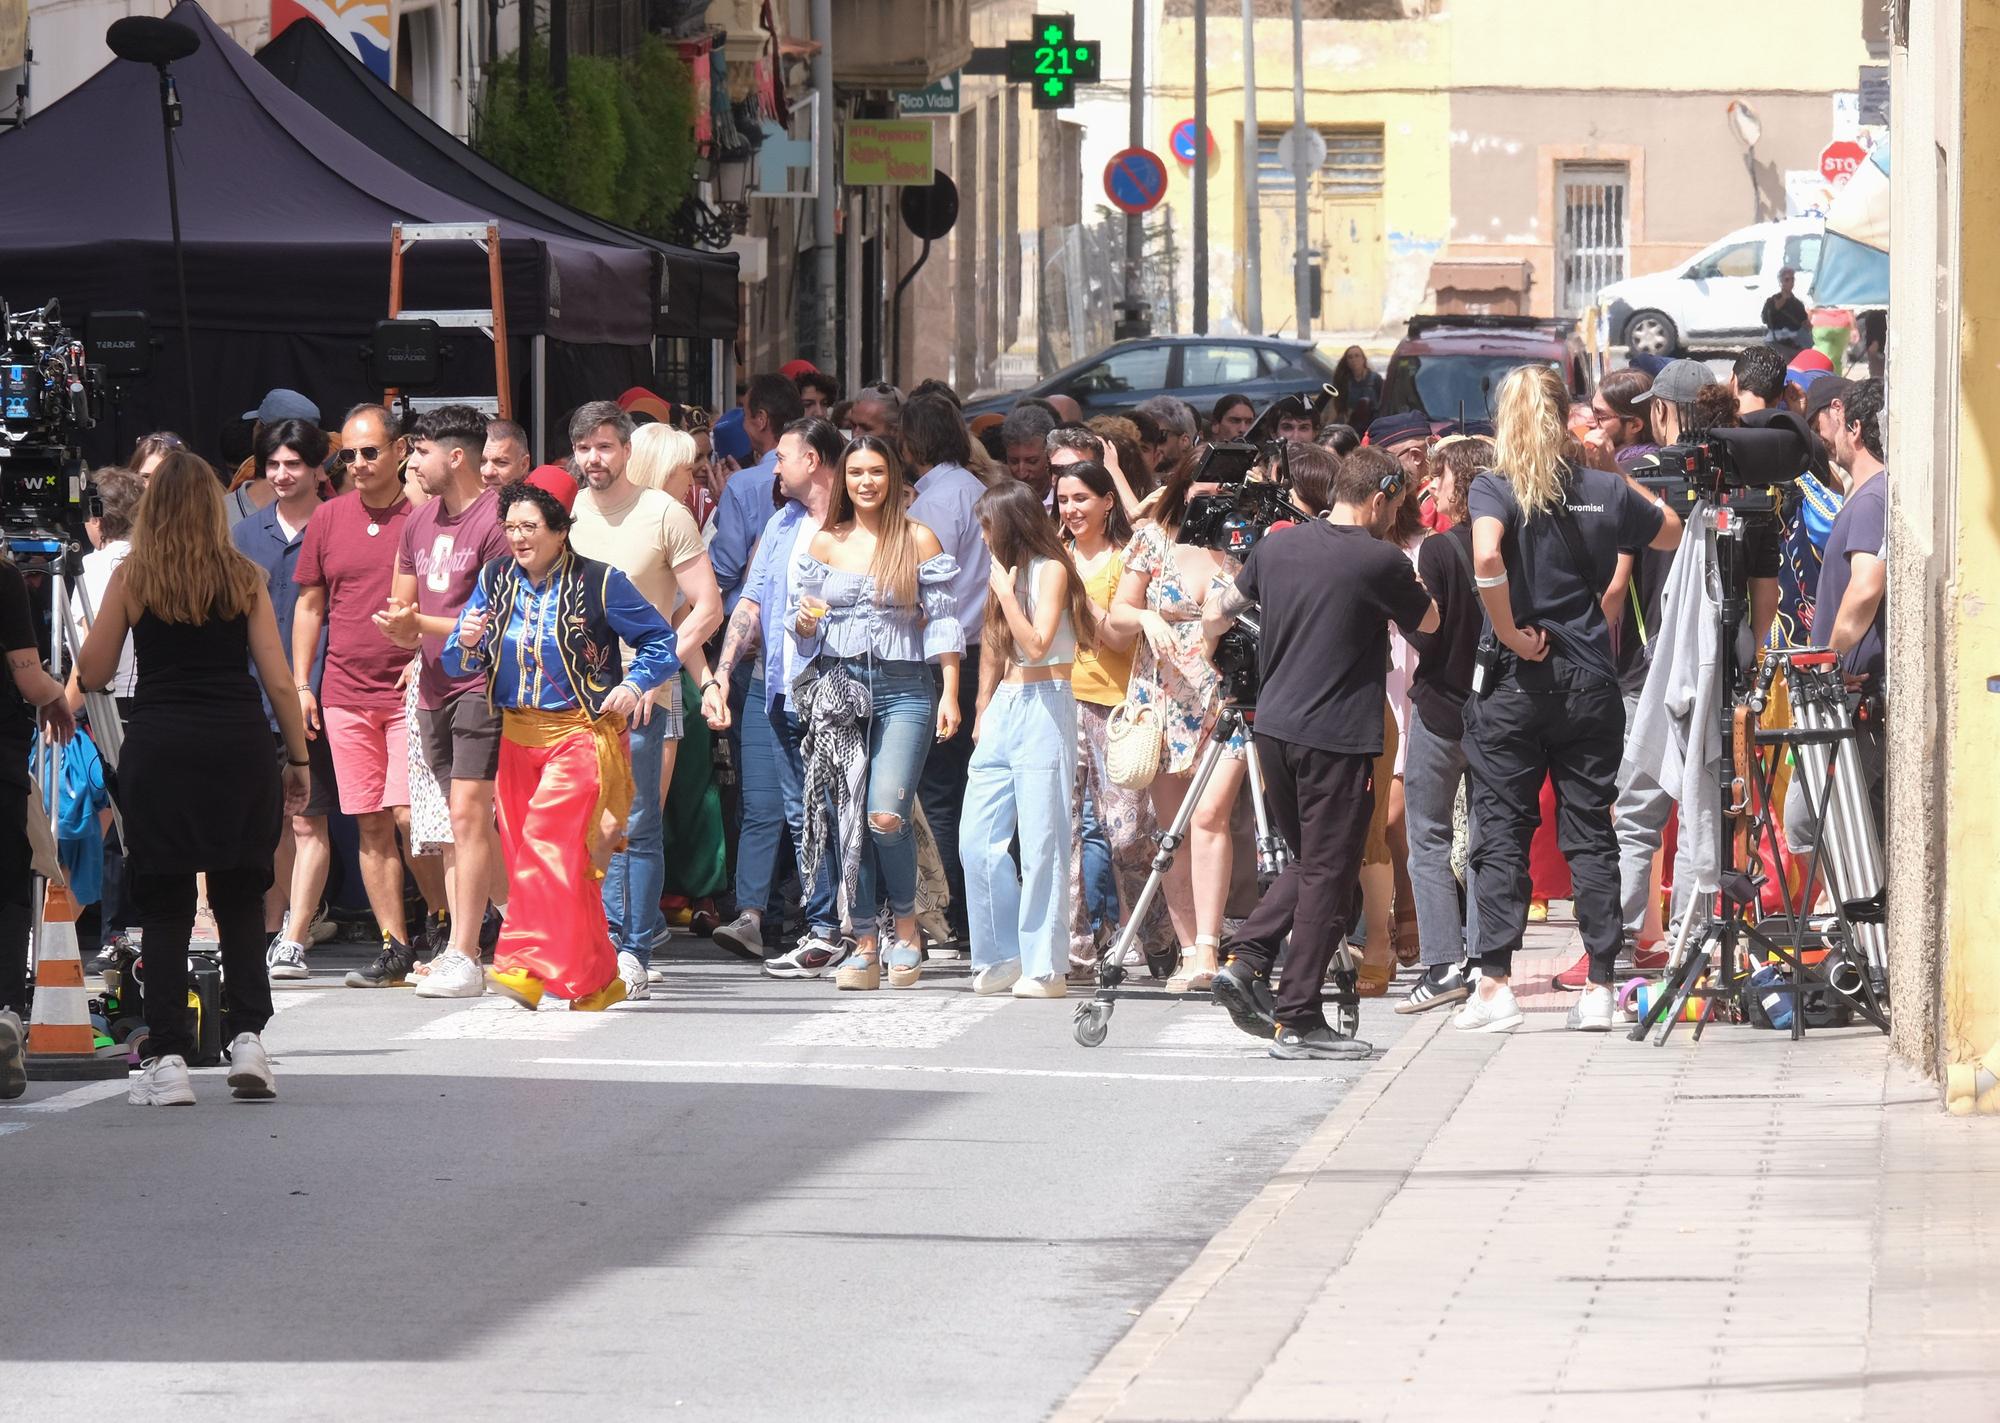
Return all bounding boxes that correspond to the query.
[242,387,319,424]
[1803,376,1855,423]
[1633,359,1715,406]
[1366,410,1432,448]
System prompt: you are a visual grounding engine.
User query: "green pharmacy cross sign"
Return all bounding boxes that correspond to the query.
[1005,14,1101,109]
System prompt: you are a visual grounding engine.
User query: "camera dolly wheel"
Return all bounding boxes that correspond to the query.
[1073,1000,1113,1048]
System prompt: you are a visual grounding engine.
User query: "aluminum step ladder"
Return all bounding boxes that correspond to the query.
[385,221,511,418]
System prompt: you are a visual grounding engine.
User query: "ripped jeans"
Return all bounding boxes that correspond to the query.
[848,659,939,922]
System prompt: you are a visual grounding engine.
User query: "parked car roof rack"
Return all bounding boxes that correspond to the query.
[1404,314,1574,340]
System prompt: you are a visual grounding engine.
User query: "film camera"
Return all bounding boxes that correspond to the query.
[1176,442,1315,708]
[1176,440,1312,560]
[1630,419,1809,520]
[1,299,104,540]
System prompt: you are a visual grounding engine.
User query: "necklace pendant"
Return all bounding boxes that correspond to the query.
[366,522,381,537]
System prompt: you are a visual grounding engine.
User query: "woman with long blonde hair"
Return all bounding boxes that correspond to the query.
[789,435,963,990]
[1453,364,1682,1037]
[79,453,313,1105]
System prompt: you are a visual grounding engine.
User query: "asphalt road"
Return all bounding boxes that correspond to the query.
[0,938,1407,1422]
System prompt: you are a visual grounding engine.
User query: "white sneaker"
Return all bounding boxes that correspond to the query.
[413,951,485,999]
[1011,973,1067,999]
[617,951,652,1001]
[129,1054,196,1106]
[267,939,309,980]
[1567,983,1615,1032]
[764,935,850,979]
[972,959,1022,996]
[1453,982,1525,1034]
[225,1033,276,1100]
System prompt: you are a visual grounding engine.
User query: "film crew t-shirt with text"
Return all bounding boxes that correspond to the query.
[396,486,509,709]
[1231,517,1433,757]
[1468,463,1664,686]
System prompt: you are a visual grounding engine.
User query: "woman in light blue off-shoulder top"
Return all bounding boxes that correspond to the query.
[789,436,963,991]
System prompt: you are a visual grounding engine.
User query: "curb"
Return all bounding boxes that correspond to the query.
[1051,1009,1451,1423]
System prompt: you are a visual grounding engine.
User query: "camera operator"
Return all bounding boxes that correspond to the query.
[1203,445,1438,1060]
[1456,366,1683,1035]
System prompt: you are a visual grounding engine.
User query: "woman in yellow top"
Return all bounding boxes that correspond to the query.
[1058,459,1175,977]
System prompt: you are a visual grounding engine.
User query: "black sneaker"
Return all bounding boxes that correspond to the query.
[1212,959,1277,1041]
[418,912,451,963]
[1269,1024,1374,1061]
[344,937,416,988]
[479,905,503,954]
[1397,960,1472,1015]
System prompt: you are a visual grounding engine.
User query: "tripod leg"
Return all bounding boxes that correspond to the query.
[1097,730,1231,993]
[1653,945,1710,1046]
[1241,736,1287,886]
[1630,928,1699,1041]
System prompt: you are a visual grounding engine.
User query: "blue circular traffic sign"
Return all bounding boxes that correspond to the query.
[1104,147,1169,215]
[1170,120,1214,165]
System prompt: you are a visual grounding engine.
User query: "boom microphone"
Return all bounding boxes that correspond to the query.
[106,16,201,65]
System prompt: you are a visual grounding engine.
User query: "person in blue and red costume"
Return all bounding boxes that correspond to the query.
[442,474,679,1011]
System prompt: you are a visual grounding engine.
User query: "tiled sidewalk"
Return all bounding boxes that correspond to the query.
[1057,958,2000,1422]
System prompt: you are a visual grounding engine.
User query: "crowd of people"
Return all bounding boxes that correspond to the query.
[0,333,1891,1097]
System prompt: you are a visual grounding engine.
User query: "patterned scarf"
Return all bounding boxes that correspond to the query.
[796,660,872,927]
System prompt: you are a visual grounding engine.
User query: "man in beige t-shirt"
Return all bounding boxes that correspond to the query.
[567,401,725,997]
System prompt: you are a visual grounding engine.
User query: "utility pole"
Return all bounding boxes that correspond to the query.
[1289,0,1310,342]
[1118,0,1149,339]
[811,0,837,371]
[1192,0,1208,335]
[1240,0,1262,335]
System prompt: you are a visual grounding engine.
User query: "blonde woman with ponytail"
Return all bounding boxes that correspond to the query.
[1453,364,1683,1037]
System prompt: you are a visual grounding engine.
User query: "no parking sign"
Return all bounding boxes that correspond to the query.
[1104,147,1168,215]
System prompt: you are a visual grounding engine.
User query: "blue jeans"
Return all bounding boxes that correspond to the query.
[603,708,669,966]
[733,675,787,920]
[1078,788,1119,932]
[850,660,937,922]
[773,691,841,939]
[962,680,1077,980]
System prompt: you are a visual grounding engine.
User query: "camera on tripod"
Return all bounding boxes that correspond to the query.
[1,298,104,541]
[1630,421,1808,519]
[1177,440,1310,559]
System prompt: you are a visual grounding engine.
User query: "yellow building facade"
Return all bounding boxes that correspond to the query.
[1154,0,1870,333]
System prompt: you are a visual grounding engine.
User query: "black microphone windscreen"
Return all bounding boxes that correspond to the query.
[106,16,202,65]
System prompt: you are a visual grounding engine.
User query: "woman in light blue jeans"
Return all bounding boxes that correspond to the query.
[964,481,1099,997]
[791,436,962,990]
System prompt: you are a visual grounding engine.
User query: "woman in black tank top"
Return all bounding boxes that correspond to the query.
[79,454,312,1106]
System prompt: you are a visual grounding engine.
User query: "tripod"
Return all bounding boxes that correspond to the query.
[1628,504,1889,1044]
[1072,698,1325,1048]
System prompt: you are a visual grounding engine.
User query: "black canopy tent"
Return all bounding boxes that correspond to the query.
[255,16,737,344]
[0,1,664,460]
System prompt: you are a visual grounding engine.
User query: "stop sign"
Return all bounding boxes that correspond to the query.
[1820,140,1867,186]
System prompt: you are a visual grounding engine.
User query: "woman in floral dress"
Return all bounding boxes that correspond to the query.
[1108,465,1245,991]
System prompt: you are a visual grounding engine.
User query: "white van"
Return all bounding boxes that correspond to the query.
[1599,217,1825,356]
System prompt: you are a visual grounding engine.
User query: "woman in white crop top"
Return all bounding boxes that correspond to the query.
[963,480,1099,997]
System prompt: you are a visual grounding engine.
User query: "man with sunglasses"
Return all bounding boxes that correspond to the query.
[295,403,422,988]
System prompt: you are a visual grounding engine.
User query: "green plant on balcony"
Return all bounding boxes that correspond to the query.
[475,36,698,240]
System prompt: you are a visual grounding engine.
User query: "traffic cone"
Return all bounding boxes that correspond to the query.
[26,879,125,1080]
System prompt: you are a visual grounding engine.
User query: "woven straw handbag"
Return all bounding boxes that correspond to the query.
[1105,693,1164,791]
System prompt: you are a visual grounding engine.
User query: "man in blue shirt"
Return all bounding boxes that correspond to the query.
[703,417,847,975]
[903,394,992,950]
[231,418,335,982]
[711,373,806,614]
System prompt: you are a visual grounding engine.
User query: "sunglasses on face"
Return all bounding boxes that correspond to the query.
[333,446,382,466]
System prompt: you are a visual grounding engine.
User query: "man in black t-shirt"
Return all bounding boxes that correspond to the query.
[1203,446,1436,1060]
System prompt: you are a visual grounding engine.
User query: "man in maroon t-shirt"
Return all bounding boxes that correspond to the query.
[377,405,509,999]
[294,403,421,987]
